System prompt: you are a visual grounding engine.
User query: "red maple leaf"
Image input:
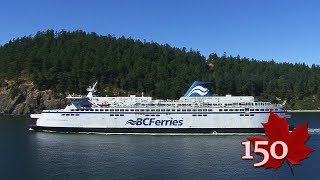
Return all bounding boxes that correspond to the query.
[248,111,314,172]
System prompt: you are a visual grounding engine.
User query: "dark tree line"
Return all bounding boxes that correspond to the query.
[0,30,319,109]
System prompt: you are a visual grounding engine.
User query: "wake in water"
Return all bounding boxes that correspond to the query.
[308,128,320,134]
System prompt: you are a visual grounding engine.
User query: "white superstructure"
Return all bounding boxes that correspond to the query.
[30,81,289,133]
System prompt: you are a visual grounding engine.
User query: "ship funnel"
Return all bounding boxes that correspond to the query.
[183,81,213,97]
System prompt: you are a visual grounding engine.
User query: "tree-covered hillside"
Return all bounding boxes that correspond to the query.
[0,30,319,109]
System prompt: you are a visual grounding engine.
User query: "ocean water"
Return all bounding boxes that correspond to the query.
[0,113,319,179]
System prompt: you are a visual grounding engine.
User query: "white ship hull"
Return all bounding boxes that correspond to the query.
[30,110,287,133]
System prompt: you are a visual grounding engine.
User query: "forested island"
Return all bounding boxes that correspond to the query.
[0,30,319,114]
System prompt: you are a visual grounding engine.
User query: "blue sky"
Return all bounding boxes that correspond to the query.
[1,0,320,65]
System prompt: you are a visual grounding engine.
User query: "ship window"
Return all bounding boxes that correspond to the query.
[193,109,197,111]
[115,109,119,111]
[85,109,89,111]
[203,109,207,111]
[198,109,202,112]
[219,109,222,111]
[187,109,191,111]
[76,109,79,111]
[265,109,269,111]
[255,109,259,111]
[120,114,124,116]
[90,109,93,111]
[156,109,160,112]
[275,109,278,111]
[235,109,239,111]
[240,109,245,111]
[166,109,170,112]
[172,109,176,111]
[230,109,234,111]
[177,109,181,112]
[208,109,212,111]
[151,115,155,116]
[95,109,99,111]
[71,114,75,116]
[151,109,155,111]
[81,109,84,111]
[125,109,129,111]
[224,109,228,111]
[240,114,244,116]
[110,114,114,116]
[71,109,74,111]
[260,109,264,111]
[192,114,197,116]
[250,114,254,116]
[66,114,70,116]
[146,114,150,116]
[245,114,249,116]
[203,114,207,116]
[250,109,254,111]
[182,109,186,111]
[100,109,103,111]
[197,114,202,116]
[130,109,134,111]
[62,114,65,116]
[156,114,160,116]
[120,109,124,111]
[76,114,79,116]
[146,109,150,111]
[135,109,139,111]
[115,114,119,116]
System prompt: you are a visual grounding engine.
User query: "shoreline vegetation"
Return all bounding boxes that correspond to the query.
[0,30,320,115]
[287,110,320,112]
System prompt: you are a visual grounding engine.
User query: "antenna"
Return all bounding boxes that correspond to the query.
[86,81,98,99]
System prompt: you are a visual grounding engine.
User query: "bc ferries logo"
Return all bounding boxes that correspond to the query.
[126,118,183,126]
[185,85,209,97]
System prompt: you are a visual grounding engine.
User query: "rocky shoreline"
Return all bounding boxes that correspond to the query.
[0,79,67,115]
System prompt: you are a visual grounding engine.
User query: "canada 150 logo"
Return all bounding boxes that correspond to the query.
[241,111,314,175]
[126,118,183,126]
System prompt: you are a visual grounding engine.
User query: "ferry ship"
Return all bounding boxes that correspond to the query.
[30,81,290,134]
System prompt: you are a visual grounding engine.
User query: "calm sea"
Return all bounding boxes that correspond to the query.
[0,113,319,179]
